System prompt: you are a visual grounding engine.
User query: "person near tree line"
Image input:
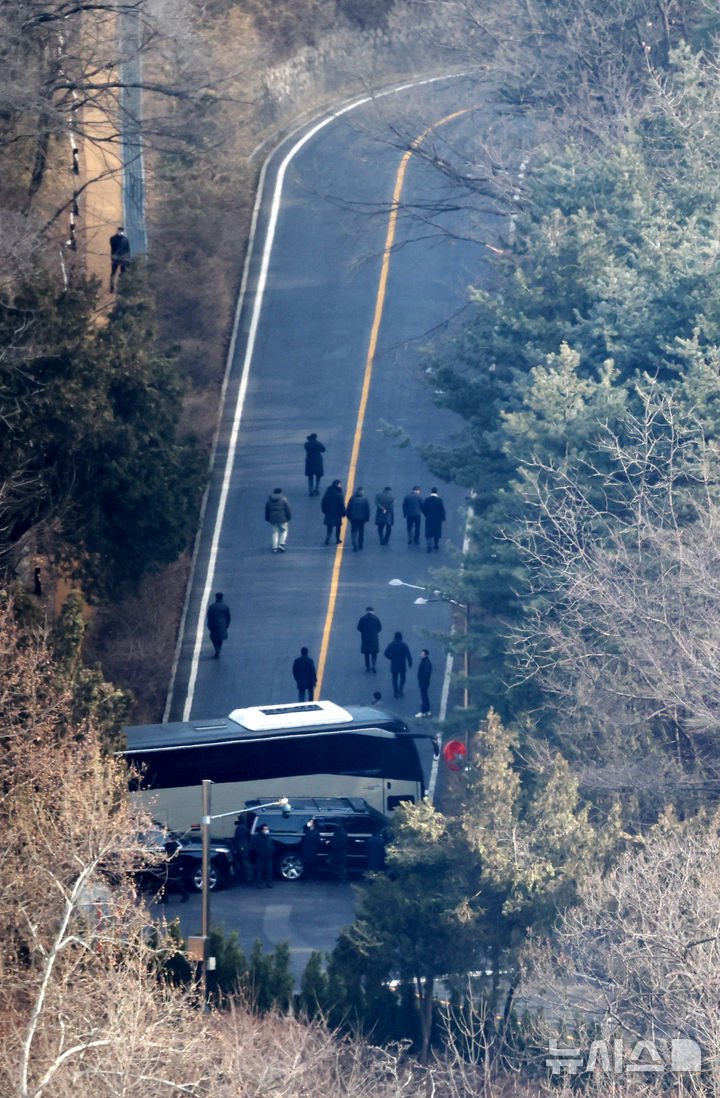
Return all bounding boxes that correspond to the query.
[365,829,387,873]
[384,630,413,699]
[416,648,433,718]
[346,486,370,551]
[232,817,253,884]
[321,479,345,544]
[265,486,292,553]
[251,824,274,889]
[206,592,231,658]
[402,485,423,546]
[357,606,382,672]
[421,486,446,552]
[374,486,395,545]
[109,226,131,292]
[328,822,349,883]
[301,818,321,879]
[292,646,317,702]
[304,433,325,496]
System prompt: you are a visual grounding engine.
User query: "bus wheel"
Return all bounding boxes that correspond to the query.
[279,853,304,881]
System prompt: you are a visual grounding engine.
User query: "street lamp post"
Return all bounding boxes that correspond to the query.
[193,785,291,1005]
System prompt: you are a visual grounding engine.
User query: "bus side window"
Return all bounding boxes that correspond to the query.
[387,794,415,811]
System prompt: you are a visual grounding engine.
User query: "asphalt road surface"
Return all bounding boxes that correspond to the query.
[166,73,504,742]
[157,72,516,977]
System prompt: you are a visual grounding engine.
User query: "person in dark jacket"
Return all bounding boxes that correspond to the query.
[357,606,382,672]
[365,829,386,873]
[328,823,349,883]
[301,818,321,878]
[402,485,423,545]
[416,648,433,717]
[346,486,370,551]
[109,226,131,291]
[374,486,395,545]
[265,487,292,552]
[206,592,231,658]
[384,630,413,698]
[252,824,274,888]
[421,487,447,552]
[233,817,253,883]
[304,433,325,496]
[292,646,317,701]
[321,479,345,544]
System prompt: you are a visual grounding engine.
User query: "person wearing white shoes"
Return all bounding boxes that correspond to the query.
[265,487,291,552]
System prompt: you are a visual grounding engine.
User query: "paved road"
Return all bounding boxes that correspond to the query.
[166,74,499,737]
[155,877,357,983]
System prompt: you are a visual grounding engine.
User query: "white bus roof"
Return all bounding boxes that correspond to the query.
[228,700,352,730]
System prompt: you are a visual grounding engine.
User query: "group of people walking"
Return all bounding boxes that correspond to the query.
[356,607,433,716]
[210,431,443,716]
[263,433,447,555]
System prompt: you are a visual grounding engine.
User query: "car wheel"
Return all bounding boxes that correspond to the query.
[279,853,304,881]
[191,862,220,892]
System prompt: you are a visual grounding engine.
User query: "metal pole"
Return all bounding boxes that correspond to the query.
[201,778,212,1004]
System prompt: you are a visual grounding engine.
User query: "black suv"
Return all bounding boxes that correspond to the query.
[134,824,235,894]
[247,797,386,881]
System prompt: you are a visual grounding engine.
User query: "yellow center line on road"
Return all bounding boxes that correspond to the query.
[314,107,474,696]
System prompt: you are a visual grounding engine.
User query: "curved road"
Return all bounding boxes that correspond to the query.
[166,73,498,750]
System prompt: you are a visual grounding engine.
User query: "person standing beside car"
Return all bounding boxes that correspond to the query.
[301,818,321,879]
[252,824,274,888]
[416,649,433,718]
[232,816,253,884]
[328,822,349,883]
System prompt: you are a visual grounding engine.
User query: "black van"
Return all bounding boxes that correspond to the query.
[247,797,386,880]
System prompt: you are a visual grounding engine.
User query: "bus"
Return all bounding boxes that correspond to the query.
[118,700,437,837]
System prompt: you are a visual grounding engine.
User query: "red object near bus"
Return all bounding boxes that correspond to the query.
[442,740,467,771]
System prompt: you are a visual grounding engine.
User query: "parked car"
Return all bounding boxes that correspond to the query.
[246,797,387,881]
[132,824,235,895]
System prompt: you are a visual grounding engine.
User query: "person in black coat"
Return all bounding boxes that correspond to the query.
[301,818,321,878]
[292,646,317,701]
[365,829,386,873]
[206,592,231,658]
[233,817,253,883]
[402,485,423,545]
[109,226,131,291]
[384,630,413,698]
[328,823,349,883]
[357,606,382,672]
[416,649,433,717]
[374,486,395,545]
[304,433,325,496]
[346,486,371,551]
[251,824,274,888]
[321,479,345,544]
[421,487,447,552]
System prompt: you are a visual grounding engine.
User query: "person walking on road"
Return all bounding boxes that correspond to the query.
[402,485,423,546]
[265,487,292,553]
[384,631,413,698]
[292,646,317,701]
[422,486,447,552]
[374,486,395,545]
[416,649,433,717]
[109,226,131,291]
[304,433,325,496]
[206,592,231,658]
[252,824,274,888]
[321,479,345,544]
[357,606,382,672]
[346,486,370,551]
